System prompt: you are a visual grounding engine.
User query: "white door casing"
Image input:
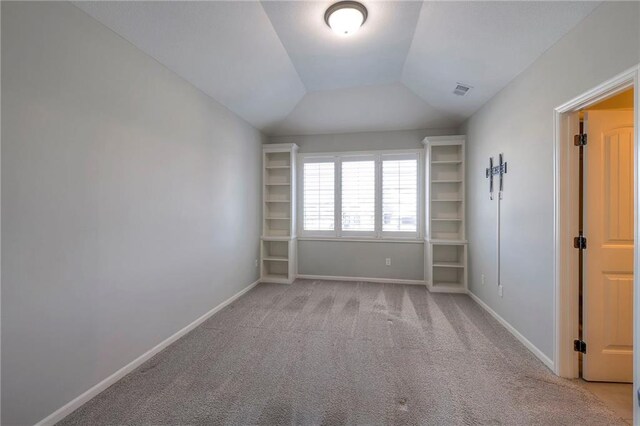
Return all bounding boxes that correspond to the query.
[583,110,635,382]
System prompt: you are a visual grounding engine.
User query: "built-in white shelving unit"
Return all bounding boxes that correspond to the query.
[261,144,298,284]
[423,136,467,293]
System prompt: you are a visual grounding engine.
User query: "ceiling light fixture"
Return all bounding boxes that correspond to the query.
[324,1,367,36]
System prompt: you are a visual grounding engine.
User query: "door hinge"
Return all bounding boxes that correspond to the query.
[573,235,587,250]
[574,133,587,146]
[574,339,587,354]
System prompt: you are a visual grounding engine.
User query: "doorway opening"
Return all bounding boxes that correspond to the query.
[554,66,639,425]
[578,89,635,422]
[580,89,634,382]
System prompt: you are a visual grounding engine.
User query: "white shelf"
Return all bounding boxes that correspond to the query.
[433,262,464,268]
[432,160,462,165]
[261,236,290,241]
[263,273,288,279]
[264,256,289,262]
[261,144,298,284]
[433,280,464,286]
[262,274,289,283]
[430,239,468,244]
[430,283,468,294]
[423,136,467,294]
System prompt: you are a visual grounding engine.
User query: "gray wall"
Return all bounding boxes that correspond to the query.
[1,2,263,424]
[270,127,457,153]
[463,2,640,360]
[298,241,424,281]
[269,128,457,281]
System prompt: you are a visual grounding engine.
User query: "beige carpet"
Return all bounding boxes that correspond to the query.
[59,279,626,425]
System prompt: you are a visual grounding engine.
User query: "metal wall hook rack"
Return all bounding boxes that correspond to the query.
[486,153,507,199]
[485,153,508,291]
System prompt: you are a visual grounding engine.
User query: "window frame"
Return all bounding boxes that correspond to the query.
[339,154,377,238]
[300,156,337,238]
[297,149,423,241]
[380,152,421,238]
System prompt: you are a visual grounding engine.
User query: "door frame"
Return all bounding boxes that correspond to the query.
[554,63,639,417]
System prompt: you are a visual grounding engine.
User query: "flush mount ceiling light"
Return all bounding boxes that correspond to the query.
[324,1,368,36]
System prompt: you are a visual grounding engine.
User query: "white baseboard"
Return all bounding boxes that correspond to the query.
[468,291,554,371]
[35,278,261,426]
[297,274,425,286]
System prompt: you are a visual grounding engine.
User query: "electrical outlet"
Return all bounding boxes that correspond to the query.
[254,259,258,267]
[385,258,391,266]
[481,274,485,285]
[498,285,503,297]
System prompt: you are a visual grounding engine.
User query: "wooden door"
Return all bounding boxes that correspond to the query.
[583,110,634,382]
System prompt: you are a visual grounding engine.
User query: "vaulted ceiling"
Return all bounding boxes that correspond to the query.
[74,1,600,136]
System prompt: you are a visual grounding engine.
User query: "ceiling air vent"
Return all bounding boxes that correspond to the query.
[453,83,472,96]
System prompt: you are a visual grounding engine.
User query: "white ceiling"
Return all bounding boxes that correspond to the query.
[74,1,305,130]
[402,1,601,117]
[269,82,460,135]
[74,1,601,136]
[261,1,422,91]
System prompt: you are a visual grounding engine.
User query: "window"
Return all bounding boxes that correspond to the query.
[299,150,421,239]
[341,159,375,233]
[382,156,418,233]
[303,161,335,231]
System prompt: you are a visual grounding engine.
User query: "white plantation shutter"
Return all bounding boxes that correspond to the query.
[300,150,421,239]
[341,159,376,233]
[303,161,335,231]
[382,155,418,233]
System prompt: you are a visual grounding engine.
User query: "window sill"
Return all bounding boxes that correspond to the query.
[298,237,424,244]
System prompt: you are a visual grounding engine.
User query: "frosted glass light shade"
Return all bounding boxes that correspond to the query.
[325,2,367,36]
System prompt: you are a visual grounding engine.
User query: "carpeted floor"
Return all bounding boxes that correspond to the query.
[60,279,626,425]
